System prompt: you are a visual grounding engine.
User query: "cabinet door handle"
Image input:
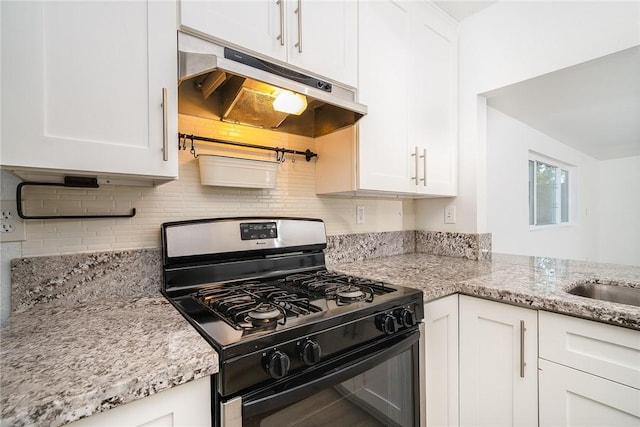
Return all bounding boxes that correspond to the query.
[162,87,168,162]
[294,0,302,53]
[411,146,419,182]
[420,148,427,186]
[520,320,526,378]
[276,0,285,46]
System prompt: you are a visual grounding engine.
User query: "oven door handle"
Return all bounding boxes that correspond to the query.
[242,329,420,418]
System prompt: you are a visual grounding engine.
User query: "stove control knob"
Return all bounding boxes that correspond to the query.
[264,350,290,379]
[298,340,322,365]
[396,308,417,328]
[377,313,398,335]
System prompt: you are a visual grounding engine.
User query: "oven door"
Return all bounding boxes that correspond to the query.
[219,325,424,427]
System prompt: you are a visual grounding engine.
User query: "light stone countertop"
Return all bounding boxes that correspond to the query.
[329,253,640,330]
[1,250,219,427]
[0,297,218,427]
[2,248,638,427]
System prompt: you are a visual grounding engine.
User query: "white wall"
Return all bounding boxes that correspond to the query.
[487,108,600,261]
[416,1,640,234]
[597,156,640,266]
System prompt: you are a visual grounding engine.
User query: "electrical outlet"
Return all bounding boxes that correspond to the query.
[356,206,366,224]
[444,206,456,224]
[0,200,26,242]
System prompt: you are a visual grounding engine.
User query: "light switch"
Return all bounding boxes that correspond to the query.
[444,206,456,224]
[356,206,365,224]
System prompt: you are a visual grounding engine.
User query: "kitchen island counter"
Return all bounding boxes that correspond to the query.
[329,253,640,330]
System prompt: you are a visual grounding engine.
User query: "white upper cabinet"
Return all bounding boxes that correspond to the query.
[407,8,457,196]
[315,0,457,197]
[357,0,412,194]
[1,1,178,182]
[179,0,357,87]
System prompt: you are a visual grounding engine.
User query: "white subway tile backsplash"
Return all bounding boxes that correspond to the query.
[3,115,415,256]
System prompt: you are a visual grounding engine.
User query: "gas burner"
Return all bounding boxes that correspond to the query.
[246,303,285,327]
[336,286,365,302]
[334,285,375,305]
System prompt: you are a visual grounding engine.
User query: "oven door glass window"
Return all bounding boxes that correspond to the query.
[240,332,420,427]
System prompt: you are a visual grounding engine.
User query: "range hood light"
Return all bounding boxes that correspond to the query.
[273,91,308,115]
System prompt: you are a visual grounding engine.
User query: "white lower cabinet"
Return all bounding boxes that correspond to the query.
[425,296,639,427]
[67,377,211,427]
[538,311,640,426]
[424,295,459,427]
[539,359,640,426]
[458,295,538,427]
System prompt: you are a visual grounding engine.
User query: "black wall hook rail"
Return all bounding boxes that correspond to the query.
[16,177,136,220]
[178,133,318,161]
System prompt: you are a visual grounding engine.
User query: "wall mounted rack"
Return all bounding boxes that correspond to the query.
[16,177,136,220]
[178,133,318,162]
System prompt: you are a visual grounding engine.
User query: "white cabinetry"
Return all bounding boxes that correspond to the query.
[179,0,357,87]
[459,296,538,427]
[315,0,457,197]
[67,376,211,427]
[1,0,178,182]
[538,311,640,426]
[424,295,458,427]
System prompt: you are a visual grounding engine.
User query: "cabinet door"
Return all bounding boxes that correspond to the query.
[67,376,211,427]
[180,0,286,62]
[424,295,459,427]
[1,1,178,180]
[408,8,457,196]
[459,296,538,427]
[357,0,413,193]
[539,359,640,426]
[285,0,357,87]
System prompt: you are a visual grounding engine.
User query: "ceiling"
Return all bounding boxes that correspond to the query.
[482,46,640,160]
[432,1,640,161]
[433,1,497,21]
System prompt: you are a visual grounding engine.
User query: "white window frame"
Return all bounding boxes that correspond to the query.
[529,151,576,230]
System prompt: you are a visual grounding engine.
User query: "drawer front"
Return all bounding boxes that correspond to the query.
[539,359,640,426]
[539,311,640,389]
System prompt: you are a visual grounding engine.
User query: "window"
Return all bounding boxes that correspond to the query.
[529,155,572,226]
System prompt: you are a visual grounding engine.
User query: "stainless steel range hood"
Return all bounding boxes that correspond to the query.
[178,32,367,138]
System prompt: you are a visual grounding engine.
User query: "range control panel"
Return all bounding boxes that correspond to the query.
[240,222,277,240]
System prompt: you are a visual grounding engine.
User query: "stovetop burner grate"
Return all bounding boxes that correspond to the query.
[279,271,394,304]
[193,282,323,331]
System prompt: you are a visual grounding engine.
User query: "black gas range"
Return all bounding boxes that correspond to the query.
[162,217,424,427]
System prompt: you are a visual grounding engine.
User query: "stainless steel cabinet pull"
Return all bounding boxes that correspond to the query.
[295,0,302,53]
[277,0,285,46]
[162,87,168,162]
[411,146,419,182]
[420,148,426,186]
[520,320,526,378]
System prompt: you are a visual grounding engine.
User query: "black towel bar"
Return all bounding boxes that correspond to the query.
[16,177,136,220]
